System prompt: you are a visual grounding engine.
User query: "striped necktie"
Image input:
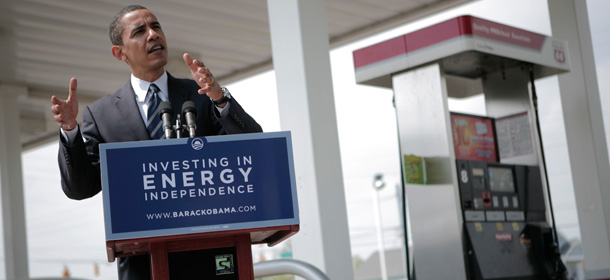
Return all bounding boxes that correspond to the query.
[146,83,163,139]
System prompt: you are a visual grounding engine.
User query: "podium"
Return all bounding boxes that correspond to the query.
[100,132,299,279]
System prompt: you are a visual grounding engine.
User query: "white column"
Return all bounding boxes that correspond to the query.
[548,1,610,279]
[266,0,354,279]
[0,84,30,280]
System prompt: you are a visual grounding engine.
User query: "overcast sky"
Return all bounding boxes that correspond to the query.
[11,0,610,278]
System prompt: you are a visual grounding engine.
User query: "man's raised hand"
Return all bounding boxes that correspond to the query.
[51,77,79,131]
[183,53,223,101]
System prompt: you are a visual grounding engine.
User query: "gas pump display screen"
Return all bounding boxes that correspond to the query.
[488,166,515,193]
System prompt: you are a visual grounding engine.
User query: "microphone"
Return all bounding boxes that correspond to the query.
[159,101,173,139]
[182,101,197,138]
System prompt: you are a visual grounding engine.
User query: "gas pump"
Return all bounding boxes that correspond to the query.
[353,16,570,279]
[456,153,565,279]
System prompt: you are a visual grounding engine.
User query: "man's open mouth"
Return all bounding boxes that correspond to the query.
[148,45,164,54]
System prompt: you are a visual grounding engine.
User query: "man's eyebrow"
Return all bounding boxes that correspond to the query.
[130,24,145,36]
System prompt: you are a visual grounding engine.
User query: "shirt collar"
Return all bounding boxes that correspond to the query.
[131,71,169,102]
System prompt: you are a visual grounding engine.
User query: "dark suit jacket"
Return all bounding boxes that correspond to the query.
[57,72,262,279]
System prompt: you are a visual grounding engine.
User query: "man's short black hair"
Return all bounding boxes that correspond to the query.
[109,5,148,46]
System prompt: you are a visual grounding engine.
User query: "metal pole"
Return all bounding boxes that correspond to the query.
[373,174,388,280]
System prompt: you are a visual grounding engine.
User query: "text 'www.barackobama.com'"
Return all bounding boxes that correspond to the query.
[146,206,257,220]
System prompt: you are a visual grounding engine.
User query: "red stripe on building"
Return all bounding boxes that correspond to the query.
[469,17,545,50]
[353,36,406,69]
[404,16,472,53]
[353,15,547,70]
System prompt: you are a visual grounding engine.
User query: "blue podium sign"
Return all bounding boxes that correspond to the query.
[100,131,298,241]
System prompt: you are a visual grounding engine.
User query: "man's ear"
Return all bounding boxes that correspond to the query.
[111,45,126,62]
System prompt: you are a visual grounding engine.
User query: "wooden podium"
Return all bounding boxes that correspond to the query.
[100,132,299,279]
[106,225,299,279]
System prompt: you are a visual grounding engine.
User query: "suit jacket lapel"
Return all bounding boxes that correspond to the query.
[115,81,151,141]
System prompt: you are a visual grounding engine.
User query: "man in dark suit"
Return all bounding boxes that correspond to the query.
[50,5,262,279]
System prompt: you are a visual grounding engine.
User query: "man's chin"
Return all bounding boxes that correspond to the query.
[151,57,168,68]
[148,49,167,59]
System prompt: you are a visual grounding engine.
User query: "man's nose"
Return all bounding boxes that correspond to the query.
[147,28,159,41]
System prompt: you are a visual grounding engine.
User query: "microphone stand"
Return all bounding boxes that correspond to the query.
[174,115,185,139]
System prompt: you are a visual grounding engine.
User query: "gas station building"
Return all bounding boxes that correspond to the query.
[0,0,609,279]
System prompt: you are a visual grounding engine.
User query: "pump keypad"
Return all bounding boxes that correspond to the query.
[456,160,542,223]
